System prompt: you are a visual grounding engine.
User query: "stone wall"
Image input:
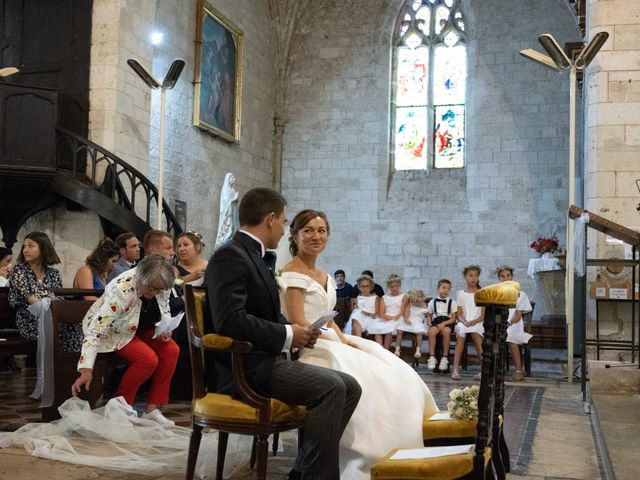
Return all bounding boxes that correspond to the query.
[13,207,103,286]
[281,0,581,299]
[585,0,640,247]
[89,0,278,252]
[15,0,278,282]
[583,0,640,357]
[147,0,278,248]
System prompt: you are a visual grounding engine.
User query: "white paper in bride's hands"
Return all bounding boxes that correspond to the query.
[389,444,473,460]
[309,310,338,330]
[153,312,185,338]
[429,412,453,421]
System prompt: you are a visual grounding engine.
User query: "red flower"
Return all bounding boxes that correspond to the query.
[130,325,137,332]
[530,235,560,255]
[111,305,117,312]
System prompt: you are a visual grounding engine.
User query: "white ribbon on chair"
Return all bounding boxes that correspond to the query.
[27,296,55,407]
[573,212,590,277]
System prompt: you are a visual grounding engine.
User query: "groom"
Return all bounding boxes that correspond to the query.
[204,187,362,480]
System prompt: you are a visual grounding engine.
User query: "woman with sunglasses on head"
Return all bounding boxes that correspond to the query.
[175,231,208,286]
[71,255,180,425]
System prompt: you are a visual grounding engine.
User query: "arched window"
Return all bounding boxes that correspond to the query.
[391,0,466,170]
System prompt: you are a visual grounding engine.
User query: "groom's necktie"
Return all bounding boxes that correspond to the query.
[262,251,277,274]
[243,233,276,274]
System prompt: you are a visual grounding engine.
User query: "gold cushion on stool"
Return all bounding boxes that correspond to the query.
[194,393,306,423]
[423,412,503,441]
[371,447,492,480]
[474,281,520,307]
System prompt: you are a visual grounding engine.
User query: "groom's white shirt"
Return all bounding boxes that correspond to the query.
[239,229,293,352]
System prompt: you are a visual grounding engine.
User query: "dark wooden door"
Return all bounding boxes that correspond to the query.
[0,0,92,150]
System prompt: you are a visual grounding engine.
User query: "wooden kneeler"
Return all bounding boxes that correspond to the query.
[371,281,519,480]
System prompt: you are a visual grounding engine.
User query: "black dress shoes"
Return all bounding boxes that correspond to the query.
[285,469,302,480]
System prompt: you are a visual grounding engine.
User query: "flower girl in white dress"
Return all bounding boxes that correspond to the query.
[395,289,428,359]
[452,265,485,380]
[279,209,437,480]
[347,274,380,336]
[496,265,533,381]
[367,274,408,349]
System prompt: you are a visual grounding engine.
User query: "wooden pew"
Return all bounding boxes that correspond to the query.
[41,289,109,421]
[0,286,37,364]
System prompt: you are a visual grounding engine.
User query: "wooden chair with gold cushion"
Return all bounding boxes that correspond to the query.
[519,301,535,377]
[371,281,519,480]
[184,285,306,480]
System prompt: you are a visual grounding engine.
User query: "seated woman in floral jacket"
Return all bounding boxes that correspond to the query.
[71,255,180,426]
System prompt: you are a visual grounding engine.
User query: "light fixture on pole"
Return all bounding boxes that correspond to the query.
[127,58,185,230]
[520,32,608,382]
[0,67,19,79]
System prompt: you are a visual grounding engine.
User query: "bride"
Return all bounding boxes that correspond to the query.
[279,209,438,479]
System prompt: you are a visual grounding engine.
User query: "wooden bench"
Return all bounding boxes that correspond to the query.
[0,286,37,366]
[529,314,566,349]
[42,289,110,421]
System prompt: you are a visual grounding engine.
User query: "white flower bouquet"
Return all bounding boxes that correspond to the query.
[447,385,480,421]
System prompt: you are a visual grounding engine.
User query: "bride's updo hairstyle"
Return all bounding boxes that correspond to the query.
[288,209,331,257]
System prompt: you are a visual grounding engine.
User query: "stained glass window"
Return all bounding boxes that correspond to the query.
[392,0,466,170]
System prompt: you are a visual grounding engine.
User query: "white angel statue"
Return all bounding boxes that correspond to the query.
[214,172,239,250]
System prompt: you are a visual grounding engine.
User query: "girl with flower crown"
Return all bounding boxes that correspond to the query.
[395,289,428,359]
[496,265,533,381]
[452,265,485,380]
[368,274,408,349]
[346,274,380,336]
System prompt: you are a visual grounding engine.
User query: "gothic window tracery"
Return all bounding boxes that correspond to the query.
[392,0,467,170]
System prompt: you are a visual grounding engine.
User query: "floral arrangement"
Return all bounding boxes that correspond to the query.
[275,269,283,293]
[447,385,480,421]
[530,235,560,255]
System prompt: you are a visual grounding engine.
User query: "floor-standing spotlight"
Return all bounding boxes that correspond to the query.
[520,32,608,382]
[127,58,185,230]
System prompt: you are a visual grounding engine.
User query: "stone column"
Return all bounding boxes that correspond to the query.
[89,0,156,171]
[585,0,640,229]
[584,0,640,357]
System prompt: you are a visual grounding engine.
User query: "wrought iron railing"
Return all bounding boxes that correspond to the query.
[55,127,183,236]
[567,0,586,36]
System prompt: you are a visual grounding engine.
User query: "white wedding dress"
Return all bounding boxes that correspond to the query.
[279,272,438,479]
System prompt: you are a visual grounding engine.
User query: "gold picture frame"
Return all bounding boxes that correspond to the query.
[193,1,243,143]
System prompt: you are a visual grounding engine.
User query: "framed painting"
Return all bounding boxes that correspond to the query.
[193,1,243,143]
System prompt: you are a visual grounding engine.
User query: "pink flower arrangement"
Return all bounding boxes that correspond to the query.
[530,235,560,255]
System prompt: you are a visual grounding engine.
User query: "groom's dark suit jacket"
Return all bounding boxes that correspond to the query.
[204,231,289,395]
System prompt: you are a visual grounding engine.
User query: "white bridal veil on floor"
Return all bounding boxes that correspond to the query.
[0,396,296,479]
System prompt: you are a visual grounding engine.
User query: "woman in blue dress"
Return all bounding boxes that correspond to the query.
[72,238,120,299]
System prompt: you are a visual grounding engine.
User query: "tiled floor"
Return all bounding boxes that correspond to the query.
[0,351,603,479]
